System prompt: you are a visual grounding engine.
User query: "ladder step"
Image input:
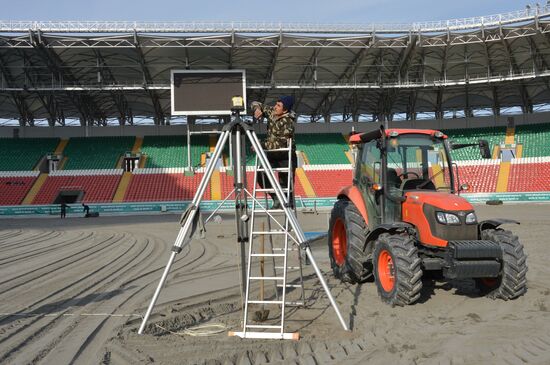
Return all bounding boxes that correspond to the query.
[276,284,302,288]
[248,300,284,304]
[256,167,291,172]
[249,276,284,280]
[252,231,288,235]
[229,331,300,340]
[255,188,289,192]
[245,324,283,329]
[251,253,286,257]
[285,301,304,306]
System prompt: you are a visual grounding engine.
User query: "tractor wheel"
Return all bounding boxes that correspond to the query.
[475,229,527,300]
[373,233,423,306]
[328,199,370,283]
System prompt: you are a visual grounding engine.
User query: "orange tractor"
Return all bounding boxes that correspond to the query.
[329,127,527,305]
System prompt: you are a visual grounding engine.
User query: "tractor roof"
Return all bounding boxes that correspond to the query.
[349,128,448,144]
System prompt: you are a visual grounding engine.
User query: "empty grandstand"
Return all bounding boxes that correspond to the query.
[1,6,550,212]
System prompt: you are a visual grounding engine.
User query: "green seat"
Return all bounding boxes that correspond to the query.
[142,135,210,168]
[515,123,550,157]
[0,138,59,171]
[443,127,505,161]
[63,136,135,170]
[295,133,350,165]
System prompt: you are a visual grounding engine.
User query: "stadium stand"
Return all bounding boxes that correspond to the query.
[124,168,210,201]
[32,170,123,204]
[0,171,40,205]
[0,138,58,171]
[62,137,135,170]
[141,135,210,168]
[218,168,307,201]
[302,165,353,197]
[443,127,506,160]
[514,123,550,158]
[295,134,350,165]
[508,157,550,192]
[456,160,501,193]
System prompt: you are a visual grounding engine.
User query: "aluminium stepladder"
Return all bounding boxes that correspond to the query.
[232,138,306,339]
[138,115,349,339]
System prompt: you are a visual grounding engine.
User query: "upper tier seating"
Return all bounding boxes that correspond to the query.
[514,123,550,157]
[32,172,122,204]
[0,176,37,205]
[508,158,550,192]
[295,133,350,164]
[0,138,58,171]
[142,135,210,168]
[63,137,135,170]
[443,127,505,161]
[124,170,209,202]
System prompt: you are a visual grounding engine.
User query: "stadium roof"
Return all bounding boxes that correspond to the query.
[1,5,550,126]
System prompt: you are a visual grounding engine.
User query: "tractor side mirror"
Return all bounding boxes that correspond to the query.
[479,140,491,159]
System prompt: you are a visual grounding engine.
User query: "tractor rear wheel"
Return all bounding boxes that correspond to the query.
[476,229,527,300]
[328,199,369,283]
[373,233,423,306]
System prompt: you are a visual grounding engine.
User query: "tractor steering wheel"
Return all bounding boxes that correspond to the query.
[397,171,420,179]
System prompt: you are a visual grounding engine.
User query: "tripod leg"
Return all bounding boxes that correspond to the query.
[138,129,231,335]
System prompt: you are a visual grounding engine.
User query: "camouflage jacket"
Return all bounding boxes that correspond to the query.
[251,101,296,150]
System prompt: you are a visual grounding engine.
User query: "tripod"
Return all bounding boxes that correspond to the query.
[137,112,349,336]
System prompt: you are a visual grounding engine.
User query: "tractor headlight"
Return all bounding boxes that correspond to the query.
[465,212,477,225]
[436,211,460,225]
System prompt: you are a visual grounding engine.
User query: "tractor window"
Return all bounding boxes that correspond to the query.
[361,140,381,184]
[387,134,452,192]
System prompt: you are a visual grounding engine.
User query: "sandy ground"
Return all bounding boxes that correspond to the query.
[0,203,549,365]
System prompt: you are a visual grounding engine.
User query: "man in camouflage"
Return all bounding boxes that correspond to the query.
[251,96,297,209]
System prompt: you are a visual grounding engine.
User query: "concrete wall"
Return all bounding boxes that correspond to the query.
[1,112,549,139]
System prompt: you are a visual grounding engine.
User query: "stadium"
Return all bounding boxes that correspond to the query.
[0,4,549,364]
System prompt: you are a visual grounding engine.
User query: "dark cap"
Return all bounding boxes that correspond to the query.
[277,96,294,111]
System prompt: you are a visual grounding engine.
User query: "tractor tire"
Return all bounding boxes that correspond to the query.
[476,229,528,300]
[328,199,370,283]
[373,233,423,306]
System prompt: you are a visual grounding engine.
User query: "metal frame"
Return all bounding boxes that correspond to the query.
[3,6,550,125]
[138,116,349,337]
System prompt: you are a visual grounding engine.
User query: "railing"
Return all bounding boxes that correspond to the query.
[1,5,549,34]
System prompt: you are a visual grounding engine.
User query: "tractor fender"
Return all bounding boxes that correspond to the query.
[479,218,520,233]
[363,222,416,252]
[337,185,369,227]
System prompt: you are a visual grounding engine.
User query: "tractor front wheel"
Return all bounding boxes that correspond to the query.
[328,199,369,283]
[373,233,423,306]
[475,229,527,300]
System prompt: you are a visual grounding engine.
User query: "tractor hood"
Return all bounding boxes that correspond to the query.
[404,191,473,211]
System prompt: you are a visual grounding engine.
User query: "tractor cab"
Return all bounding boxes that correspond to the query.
[350,127,489,226]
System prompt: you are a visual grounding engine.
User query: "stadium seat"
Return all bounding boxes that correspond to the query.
[514,123,550,158]
[508,158,550,192]
[32,170,123,204]
[303,167,353,197]
[124,169,210,202]
[62,137,135,170]
[0,176,37,205]
[295,134,350,165]
[141,135,210,168]
[0,138,58,171]
[443,127,505,161]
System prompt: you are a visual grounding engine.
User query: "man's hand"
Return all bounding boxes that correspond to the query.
[254,108,263,119]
